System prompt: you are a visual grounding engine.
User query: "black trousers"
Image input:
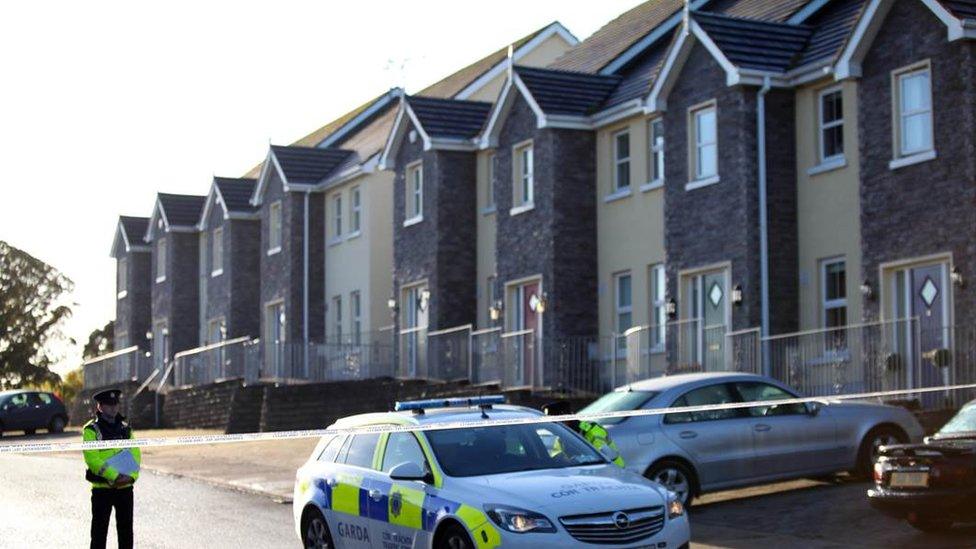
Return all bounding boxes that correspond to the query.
[90,487,133,549]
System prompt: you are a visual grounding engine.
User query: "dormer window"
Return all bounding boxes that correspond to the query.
[404,161,423,226]
[511,141,534,215]
[268,201,282,254]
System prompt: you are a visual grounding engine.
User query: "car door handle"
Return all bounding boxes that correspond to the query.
[368,489,383,502]
[679,431,698,439]
[754,424,772,432]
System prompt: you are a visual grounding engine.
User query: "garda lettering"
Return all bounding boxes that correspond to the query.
[337,522,370,542]
[551,481,641,498]
[382,530,413,549]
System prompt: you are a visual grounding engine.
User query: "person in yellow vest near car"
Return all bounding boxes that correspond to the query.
[542,400,625,468]
[83,388,141,549]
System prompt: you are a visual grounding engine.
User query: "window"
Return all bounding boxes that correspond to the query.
[343,433,380,469]
[155,238,166,282]
[614,273,632,340]
[211,227,223,276]
[691,104,718,181]
[350,186,362,234]
[268,201,282,253]
[821,258,847,329]
[208,318,225,345]
[818,87,844,162]
[117,257,127,298]
[649,264,666,349]
[351,291,361,345]
[317,435,346,463]
[332,295,342,340]
[512,142,534,211]
[332,194,343,239]
[36,393,53,405]
[405,162,423,223]
[613,130,631,192]
[733,382,806,416]
[486,153,496,209]
[895,65,933,157]
[649,118,665,185]
[382,432,428,473]
[665,383,742,424]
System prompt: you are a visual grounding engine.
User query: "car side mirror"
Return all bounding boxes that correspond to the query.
[598,445,620,463]
[389,461,428,482]
[806,402,821,416]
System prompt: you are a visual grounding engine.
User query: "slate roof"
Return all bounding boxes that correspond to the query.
[515,66,622,116]
[795,0,867,67]
[693,12,813,72]
[157,193,206,228]
[269,145,356,185]
[602,38,671,108]
[705,0,810,22]
[940,0,976,19]
[119,216,149,243]
[213,177,258,214]
[406,96,493,139]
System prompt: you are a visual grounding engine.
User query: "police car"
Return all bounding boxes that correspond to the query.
[293,396,690,548]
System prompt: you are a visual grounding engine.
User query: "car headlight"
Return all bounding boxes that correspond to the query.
[484,504,556,533]
[667,491,685,519]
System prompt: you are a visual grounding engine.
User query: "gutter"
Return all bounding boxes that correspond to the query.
[757,75,772,375]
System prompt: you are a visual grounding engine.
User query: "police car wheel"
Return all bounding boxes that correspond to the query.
[436,522,474,549]
[303,509,334,549]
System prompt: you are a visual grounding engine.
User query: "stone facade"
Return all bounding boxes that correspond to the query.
[393,120,478,330]
[202,203,261,341]
[663,42,798,335]
[115,250,151,351]
[258,169,326,343]
[494,93,598,341]
[151,231,200,358]
[857,0,976,325]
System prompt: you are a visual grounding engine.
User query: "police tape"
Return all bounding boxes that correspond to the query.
[2,382,975,455]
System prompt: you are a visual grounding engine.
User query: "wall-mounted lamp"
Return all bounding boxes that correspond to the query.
[418,289,431,312]
[860,279,873,299]
[952,266,964,287]
[489,299,504,321]
[731,284,743,305]
[145,331,153,341]
[278,312,286,325]
[666,298,678,320]
[529,292,548,314]
[387,297,398,310]
[161,327,169,336]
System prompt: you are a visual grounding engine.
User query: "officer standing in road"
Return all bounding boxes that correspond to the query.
[83,388,141,549]
[542,400,625,467]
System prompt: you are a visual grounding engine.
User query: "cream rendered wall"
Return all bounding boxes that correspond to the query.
[323,169,395,340]
[795,78,862,332]
[475,150,497,328]
[466,34,575,103]
[596,115,666,348]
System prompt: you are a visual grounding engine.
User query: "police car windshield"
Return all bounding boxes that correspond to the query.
[579,391,658,425]
[425,422,604,477]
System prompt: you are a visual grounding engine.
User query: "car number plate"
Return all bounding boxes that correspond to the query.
[890,471,929,488]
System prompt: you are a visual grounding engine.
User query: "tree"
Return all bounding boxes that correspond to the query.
[0,240,74,389]
[82,320,114,360]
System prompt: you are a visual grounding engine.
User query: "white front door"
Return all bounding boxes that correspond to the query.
[684,269,729,371]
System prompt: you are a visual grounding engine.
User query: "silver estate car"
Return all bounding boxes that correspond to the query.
[581,372,925,506]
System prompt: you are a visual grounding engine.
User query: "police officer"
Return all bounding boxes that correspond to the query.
[83,389,141,549]
[542,400,625,468]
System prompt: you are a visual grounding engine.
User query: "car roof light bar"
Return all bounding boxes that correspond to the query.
[394,395,506,413]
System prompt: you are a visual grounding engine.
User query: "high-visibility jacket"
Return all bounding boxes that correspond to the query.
[579,421,625,468]
[82,415,141,489]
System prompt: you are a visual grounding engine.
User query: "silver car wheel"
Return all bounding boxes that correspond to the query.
[304,515,331,549]
[653,467,690,504]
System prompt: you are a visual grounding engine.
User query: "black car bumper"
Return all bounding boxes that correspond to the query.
[868,487,976,521]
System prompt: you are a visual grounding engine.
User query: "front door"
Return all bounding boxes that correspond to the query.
[891,262,949,402]
[684,269,729,371]
[264,303,286,378]
[509,280,541,387]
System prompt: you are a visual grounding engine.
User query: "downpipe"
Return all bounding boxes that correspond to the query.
[758,76,771,376]
[303,191,310,379]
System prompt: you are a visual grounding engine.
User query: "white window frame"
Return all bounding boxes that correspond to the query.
[268,201,282,255]
[331,193,343,244]
[687,101,719,189]
[649,263,667,351]
[820,257,848,329]
[404,161,423,226]
[350,185,362,236]
[892,62,935,165]
[484,153,496,213]
[511,141,534,215]
[643,118,665,191]
[351,290,362,344]
[155,238,167,283]
[818,86,845,164]
[612,129,631,193]
[614,271,633,334]
[117,257,128,299]
[211,227,224,277]
[332,295,343,340]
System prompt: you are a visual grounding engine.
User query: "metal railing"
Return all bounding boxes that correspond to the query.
[396,326,428,379]
[500,329,541,389]
[427,324,473,382]
[82,346,154,389]
[260,340,394,382]
[471,328,502,385]
[173,337,257,387]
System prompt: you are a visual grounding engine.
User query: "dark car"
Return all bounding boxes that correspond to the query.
[868,399,976,532]
[0,390,70,437]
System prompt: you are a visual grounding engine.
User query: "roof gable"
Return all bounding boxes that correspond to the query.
[146,193,205,241]
[380,96,492,168]
[111,216,150,257]
[251,146,356,205]
[693,12,814,72]
[199,177,259,230]
[514,66,622,116]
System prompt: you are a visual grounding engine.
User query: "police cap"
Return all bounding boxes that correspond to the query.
[93,389,122,405]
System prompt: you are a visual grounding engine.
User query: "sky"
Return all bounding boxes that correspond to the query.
[0,0,643,376]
